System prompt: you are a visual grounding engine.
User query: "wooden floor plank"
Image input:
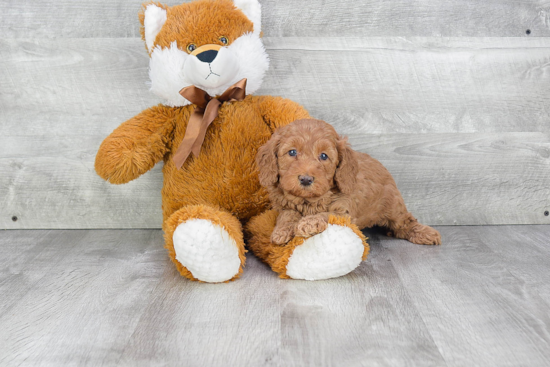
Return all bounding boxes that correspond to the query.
[466,225,550,303]
[118,257,283,367]
[279,234,447,367]
[0,229,166,366]
[0,230,55,314]
[381,226,550,367]
[2,227,548,366]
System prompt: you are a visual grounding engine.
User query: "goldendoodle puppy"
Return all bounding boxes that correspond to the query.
[256,118,441,245]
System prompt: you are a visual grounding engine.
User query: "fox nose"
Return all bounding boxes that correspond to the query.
[299,175,314,186]
[196,50,218,63]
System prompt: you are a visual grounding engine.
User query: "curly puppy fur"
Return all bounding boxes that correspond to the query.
[256,119,441,246]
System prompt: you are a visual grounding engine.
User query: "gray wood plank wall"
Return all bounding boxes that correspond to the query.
[1,0,549,229]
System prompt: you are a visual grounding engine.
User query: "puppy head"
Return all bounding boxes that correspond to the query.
[256,119,358,198]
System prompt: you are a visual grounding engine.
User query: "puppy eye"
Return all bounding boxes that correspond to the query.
[219,36,229,45]
[319,153,329,161]
[288,149,297,157]
[187,43,197,53]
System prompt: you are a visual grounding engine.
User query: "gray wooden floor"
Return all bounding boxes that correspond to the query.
[1,226,549,367]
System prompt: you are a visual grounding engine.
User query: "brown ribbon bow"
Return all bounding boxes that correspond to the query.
[173,78,247,168]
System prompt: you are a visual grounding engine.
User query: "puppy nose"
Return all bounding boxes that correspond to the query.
[196,50,218,63]
[299,175,314,186]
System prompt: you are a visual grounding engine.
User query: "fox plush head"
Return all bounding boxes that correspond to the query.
[139,0,268,107]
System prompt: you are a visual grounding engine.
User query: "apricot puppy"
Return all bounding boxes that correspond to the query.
[256,119,441,246]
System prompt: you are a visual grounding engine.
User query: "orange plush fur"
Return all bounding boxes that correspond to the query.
[138,0,254,55]
[245,210,369,278]
[95,0,310,282]
[255,119,442,246]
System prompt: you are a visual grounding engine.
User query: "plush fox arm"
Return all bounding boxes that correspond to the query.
[95,105,176,184]
[258,96,311,132]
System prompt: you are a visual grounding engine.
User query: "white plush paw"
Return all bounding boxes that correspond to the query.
[173,219,241,283]
[286,224,365,281]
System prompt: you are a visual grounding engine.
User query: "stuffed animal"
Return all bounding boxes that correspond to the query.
[95,0,368,282]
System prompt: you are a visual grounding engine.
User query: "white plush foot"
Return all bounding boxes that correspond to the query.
[173,219,241,283]
[285,224,365,281]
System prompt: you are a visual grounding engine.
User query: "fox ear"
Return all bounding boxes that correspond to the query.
[140,3,168,52]
[233,0,261,36]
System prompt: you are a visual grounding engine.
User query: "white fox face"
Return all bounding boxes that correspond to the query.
[141,0,268,107]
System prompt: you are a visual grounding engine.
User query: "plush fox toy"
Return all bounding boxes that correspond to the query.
[95,0,368,282]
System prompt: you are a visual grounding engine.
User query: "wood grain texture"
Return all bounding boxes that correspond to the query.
[0,38,156,137]
[0,229,167,366]
[465,225,550,304]
[2,0,550,38]
[118,250,284,366]
[1,226,550,366]
[380,226,550,367]
[0,230,84,315]
[279,240,446,367]
[1,38,550,229]
[262,37,550,134]
[1,132,549,229]
[348,133,550,226]
[2,38,550,136]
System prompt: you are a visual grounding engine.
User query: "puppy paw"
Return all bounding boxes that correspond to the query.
[271,226,295,245]
[407,225,442,245]
[295,214,329,238]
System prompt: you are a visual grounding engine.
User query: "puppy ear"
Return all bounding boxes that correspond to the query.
[256,134,280,187]
[335,137,359,194]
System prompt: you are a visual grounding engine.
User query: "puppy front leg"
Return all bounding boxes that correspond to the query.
[271,210,302,245]
[295,197,353,238]
[295,213,329,238]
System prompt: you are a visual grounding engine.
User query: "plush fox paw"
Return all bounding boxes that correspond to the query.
[246,211,369,281]
[164,205,246,283]
[172,219,242,282]
[285,223,365,280]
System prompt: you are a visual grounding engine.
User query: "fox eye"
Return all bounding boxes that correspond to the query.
[319,153,328,161]
[187,43,197,53]
[288,149,297,157]
[219,36,229,45]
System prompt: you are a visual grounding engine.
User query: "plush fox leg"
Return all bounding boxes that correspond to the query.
[164,205,246,283]
[245,210,369,280]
